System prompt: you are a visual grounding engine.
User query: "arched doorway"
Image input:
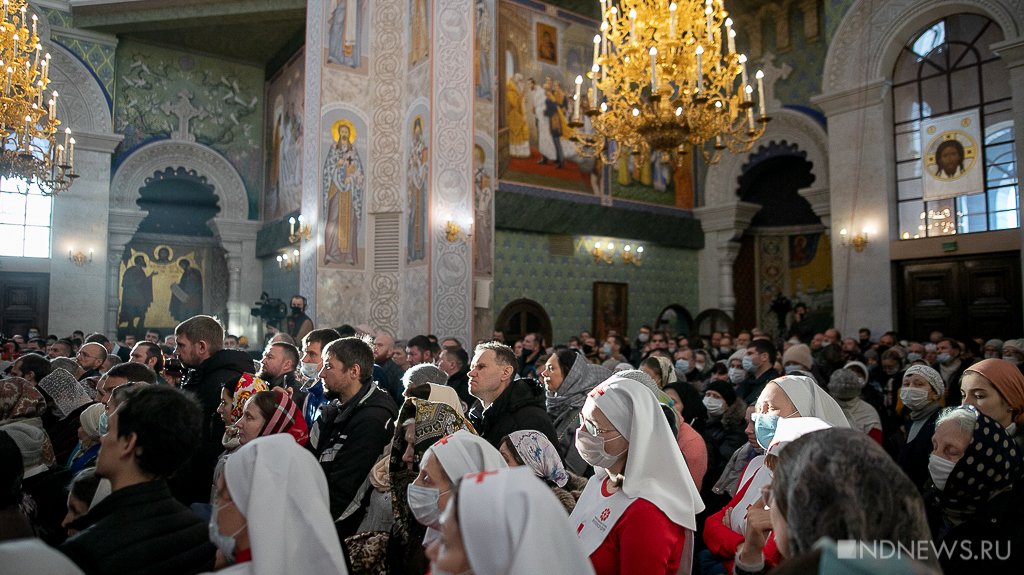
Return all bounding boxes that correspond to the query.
[655,304,694,338]
[694,309,734,341]
[495,298,552,347]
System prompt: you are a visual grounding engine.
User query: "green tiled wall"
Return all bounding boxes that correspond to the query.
[493,229,699,344]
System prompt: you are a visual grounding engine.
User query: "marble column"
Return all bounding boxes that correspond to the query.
[694,202,762,316]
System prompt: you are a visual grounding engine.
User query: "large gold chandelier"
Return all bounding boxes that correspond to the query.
[569,0,769,166]
[0,0,76,196]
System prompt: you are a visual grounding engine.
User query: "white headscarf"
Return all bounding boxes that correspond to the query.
[426,384,463,413]
[224,434,349,575]
[773,375,852,428]
[424,429,507,484]
[765,416,833,458]
[458,467,595,575]
[37,369,92,419]
[587,376,704,529]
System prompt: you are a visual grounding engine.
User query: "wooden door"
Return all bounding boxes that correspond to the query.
[897,252,1021,341]
[0,272,49,338]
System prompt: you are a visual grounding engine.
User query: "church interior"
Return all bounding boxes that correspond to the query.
[0,0,1021,348]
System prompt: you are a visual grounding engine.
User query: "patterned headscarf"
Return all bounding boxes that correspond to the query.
[36,369,92,419]
[937,406,1022,522]
[0,377,47,422]
[227,373,268,421]
[507,430,569,487]
[259,388,308,446]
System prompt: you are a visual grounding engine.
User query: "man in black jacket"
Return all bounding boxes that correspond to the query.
[60,386,215,575]
[173,315,254,505]
[466,341,558,448]
[307,336,396,541]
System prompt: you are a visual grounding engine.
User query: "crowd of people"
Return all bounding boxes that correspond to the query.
[1,307,1023,574]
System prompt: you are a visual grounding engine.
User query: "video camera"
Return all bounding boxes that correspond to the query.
[251,292,287,328]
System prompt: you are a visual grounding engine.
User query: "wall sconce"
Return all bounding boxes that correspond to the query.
[444,216,473,243]
[591,241,614,264]
[288,215,311,244]
[68,248,93,267]
[838,227,871,252]
[621,244,644,266]
[277,248,300,271]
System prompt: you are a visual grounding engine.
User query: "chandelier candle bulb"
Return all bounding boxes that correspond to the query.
[705,4,713,41]
[31,12,35,37]
[68,137,75,171]
[755,69,765,116]
[592,34,600,70]
[695,45,704,92]
[573,75,582,118]
[669,2,677,38]
[600,21,608,57]
[629,8,637,43]
[738,54,749,99]
[649,47,658,91]
[725,18,735,53]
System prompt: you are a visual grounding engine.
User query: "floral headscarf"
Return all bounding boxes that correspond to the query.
[507,430,569,487]
[227,373,268,421]
[0,377,47,422]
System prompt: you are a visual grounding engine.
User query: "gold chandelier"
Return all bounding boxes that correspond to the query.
[569,0,769,166]
[0,0,76,196]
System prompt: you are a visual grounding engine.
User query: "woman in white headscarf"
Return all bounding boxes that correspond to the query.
[568,376,704,575]
[427,467,595,575]
[205,433,348,574]
[408,429,506,546]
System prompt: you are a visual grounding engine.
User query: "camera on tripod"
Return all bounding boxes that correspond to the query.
[250,292,287,328]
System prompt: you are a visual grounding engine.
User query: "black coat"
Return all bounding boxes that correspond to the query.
[308,378,397,541]
[897,408,940,493]
[173,349,253,505]
[468,377,558,449]
[927,481,1024,574]
[22,466,72,546]
[59,480,215,575]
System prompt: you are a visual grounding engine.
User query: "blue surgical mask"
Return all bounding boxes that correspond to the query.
[675,359,690,373]
[98,411,109,436]
[783,364,802,375]
[936,352,952,364]
[742,355,755,373]
[752,411,796,449]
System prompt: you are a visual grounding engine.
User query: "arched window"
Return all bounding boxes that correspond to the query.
[892,14,1017,238]
[0,177,52,257]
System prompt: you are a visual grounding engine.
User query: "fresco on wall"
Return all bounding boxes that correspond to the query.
[320,108,368,269]
[473,134,494,275]
[326,0,370,71]
[265,50,305,221]
[406,102,430,264]
[788,232,833,327]
[113,41,264,218]
[117,242,227,339]
[475,0,494,101]
[409,0,430,67]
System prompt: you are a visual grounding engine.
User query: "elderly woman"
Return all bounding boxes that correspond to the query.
[958,358,1024,448]
[66,403,104,474]
[926,406,1024,572]
[345,397,469,575]
[735,428,936,573]
[568,377,703,575]
[542,349,611,475]
[426,467,595,575]
[207,434,348,573]
[498,430,587,512]
[896,365,945,492]
[36,369,94,465]
[409,429,506,545]
[827,368,882,443]
[236,389,308,447]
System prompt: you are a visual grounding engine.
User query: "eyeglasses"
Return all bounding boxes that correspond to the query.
[77,351,101,360]
[578,413,617,435]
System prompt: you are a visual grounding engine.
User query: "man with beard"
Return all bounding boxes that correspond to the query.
[258,341,305,407]
[307,336,396,541]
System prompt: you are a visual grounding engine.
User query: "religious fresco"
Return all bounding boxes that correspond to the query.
[409,0,430,67]
[264,49,305,221]
[116,242,227,339]
[320,108,368,269]
[326,0,370,72]
[406,101,430,264]
[113,40,264,218]
[473,133,494,275]
[788,232,833,322]
[475,0,494,101]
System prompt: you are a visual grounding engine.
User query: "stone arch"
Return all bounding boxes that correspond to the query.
[110,139,248,220]
[47,44,113,135]
[703,108,829,208]
[822,0,1023,95]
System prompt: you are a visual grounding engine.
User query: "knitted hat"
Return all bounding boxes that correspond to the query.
[843,361,870,381]
[728,349,746,364]
[1,421,46,466]
[903,365,944,397]
[705,379,738,406]
[78,403,105,440]
[828,369,864,401]
[782,344,813,370]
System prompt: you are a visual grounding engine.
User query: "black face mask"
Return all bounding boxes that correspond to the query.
[291,306,304,315]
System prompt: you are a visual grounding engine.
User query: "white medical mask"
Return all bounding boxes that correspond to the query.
[637,333,650,343]
[300,361,320,380]
[906,352,923,363]
[900,386,932,410]
[703,396,726,416]
[783,364,802,375]
[407,483,446,528]
[822,339,832,346]
[575,427,626,469]
[728,367,746,384]
[741,355,755,373]
[719,346,732,355]
[209,502,246,564]
[936,352,952,364]
[1005,354,1023,365]
[928,453,957,491]
[675,360,690,373]
[602,344,613,356]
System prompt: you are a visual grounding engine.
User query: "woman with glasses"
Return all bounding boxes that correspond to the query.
[568,376,703,575]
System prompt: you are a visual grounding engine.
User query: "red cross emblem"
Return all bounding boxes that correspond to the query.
[577,523,584,535]
[589,385,607,398]
[600,508,611,521]
[435,435,452,446]
[470,470,499,484]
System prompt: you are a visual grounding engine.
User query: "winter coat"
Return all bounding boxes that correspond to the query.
[468,377,558,450]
